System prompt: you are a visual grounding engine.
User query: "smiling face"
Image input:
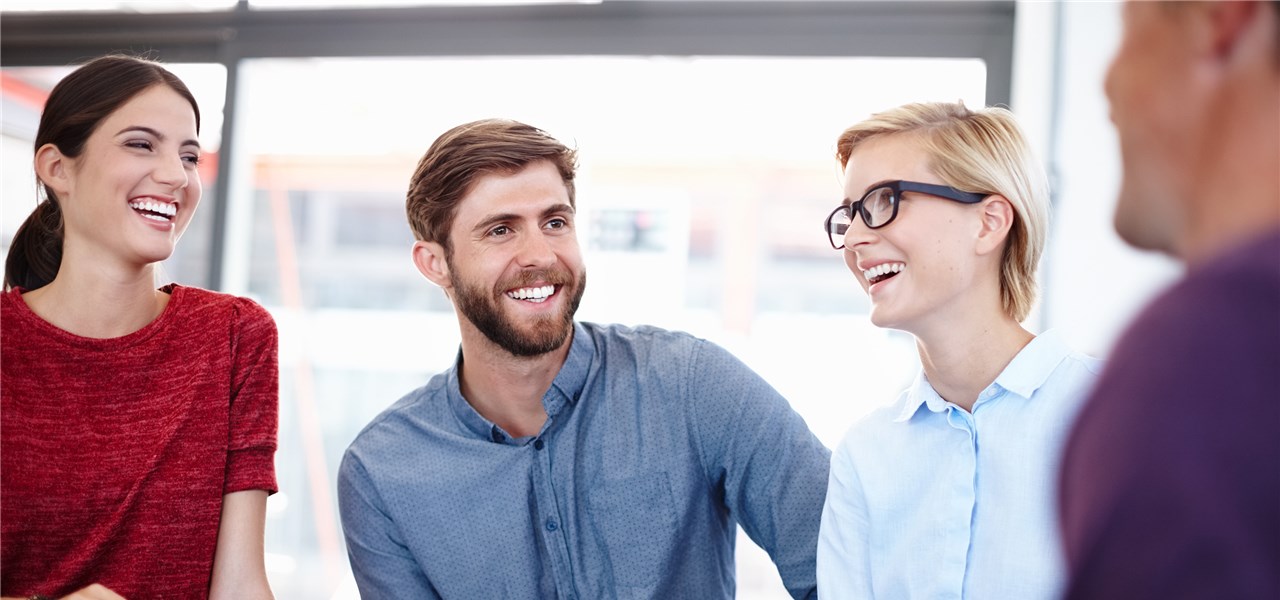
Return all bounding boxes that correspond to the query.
[52,84,202,268]
[840,134,990,333]
[436,160,586,357]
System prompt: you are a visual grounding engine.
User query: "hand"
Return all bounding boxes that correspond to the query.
[60,584,127,600]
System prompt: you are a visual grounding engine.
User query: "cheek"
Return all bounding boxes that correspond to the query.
[187,176,204,206]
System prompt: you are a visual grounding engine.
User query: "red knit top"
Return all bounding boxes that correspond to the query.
[1,284,279,599]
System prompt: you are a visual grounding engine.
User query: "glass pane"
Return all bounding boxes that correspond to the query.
[0,63,227,288]
[228,55,984,600]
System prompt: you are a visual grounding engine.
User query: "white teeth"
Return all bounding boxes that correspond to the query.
[506,285,555,302]
[862,262,905,282]
[129,200,177,218]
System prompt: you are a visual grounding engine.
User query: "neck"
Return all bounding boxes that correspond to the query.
[911,305,1033,413]
[1181,67,1280,264]
[456,321,573,438]
[20,252,164,339]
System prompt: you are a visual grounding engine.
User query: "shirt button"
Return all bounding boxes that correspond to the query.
[533,439,545,450]
[545,519,558,531]
[491,430,503,443]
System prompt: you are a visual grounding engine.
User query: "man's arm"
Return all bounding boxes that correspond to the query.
[336,453,441,600]
[686,340,831,600]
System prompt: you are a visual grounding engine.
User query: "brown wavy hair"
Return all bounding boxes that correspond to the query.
[405,118,578,254]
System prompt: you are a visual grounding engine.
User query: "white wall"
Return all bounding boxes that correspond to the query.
[1015,0,1179,358]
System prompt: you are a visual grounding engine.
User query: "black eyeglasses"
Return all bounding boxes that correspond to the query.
[823,180,989,249]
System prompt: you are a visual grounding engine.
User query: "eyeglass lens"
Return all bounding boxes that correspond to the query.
[861,187,895,227]
[826,187,899,248]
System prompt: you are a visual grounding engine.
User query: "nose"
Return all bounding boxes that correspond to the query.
[152,153,190,190]
[842,212,877,251]
[515,228,557,268]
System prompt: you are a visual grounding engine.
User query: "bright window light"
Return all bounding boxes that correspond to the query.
[248,0,601,9]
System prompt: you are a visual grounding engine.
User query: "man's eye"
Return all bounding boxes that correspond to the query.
[488,225,511,237]
[546,218,567,230]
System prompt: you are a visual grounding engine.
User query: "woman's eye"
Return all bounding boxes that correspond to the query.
[182,154,202,167]
[125,141,153,151]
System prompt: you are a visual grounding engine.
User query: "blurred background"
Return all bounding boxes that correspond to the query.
[1,1,1178,598]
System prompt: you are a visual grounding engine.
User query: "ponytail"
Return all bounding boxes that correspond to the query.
[5,195,64,292]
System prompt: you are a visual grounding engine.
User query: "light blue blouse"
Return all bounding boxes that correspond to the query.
[817,329,1102,599]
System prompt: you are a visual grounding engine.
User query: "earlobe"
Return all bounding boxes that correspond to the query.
[34,143,71,198]
[975,195,1015,256]
[411,240,452,289]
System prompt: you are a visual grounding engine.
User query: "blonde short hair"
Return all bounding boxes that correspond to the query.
[836,102,1049,322]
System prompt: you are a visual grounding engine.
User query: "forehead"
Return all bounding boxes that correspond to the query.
[452,160,571,224]
[841,134,936,198]
[95,85,198,139]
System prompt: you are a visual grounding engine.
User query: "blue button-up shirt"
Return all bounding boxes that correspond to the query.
[338,322,831,599]
[816,330,1101,599]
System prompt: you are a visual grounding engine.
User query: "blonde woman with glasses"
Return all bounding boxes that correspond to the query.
[816,102,1100,599]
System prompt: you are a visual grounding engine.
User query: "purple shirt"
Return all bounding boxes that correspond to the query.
[1059,229,1280,600]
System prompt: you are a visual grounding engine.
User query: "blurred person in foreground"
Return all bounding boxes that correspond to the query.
[815,102,1100,599]
[1058,2,1280,599]
[336,118,830,599]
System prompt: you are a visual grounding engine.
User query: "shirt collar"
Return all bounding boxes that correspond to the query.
[446,322,596,442]
[892,328,1073,423]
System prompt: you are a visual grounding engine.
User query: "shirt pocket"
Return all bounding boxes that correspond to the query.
[585,471,678,589]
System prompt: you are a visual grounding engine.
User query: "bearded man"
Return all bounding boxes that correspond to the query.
[337,119,830,600]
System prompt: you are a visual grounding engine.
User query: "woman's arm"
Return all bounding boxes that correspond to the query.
[209,490,273,600]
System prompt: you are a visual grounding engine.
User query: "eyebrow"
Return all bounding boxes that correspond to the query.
[116,125,201,149]
[471,203,576,235]
[844,179,895,204]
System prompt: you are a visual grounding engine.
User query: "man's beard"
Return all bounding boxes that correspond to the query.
[449,261,586,357]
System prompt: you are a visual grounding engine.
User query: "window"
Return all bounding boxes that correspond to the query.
[227,55,984,598]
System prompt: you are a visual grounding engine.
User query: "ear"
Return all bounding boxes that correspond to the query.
[974,195,1015,257]
[34,143,73,198]
[1200,0,1265,63]
[411,240,453,290]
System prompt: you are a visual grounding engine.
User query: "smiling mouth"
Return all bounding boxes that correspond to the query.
[863,262,905,285]
[506,285,557,303]
[129,200,177,223]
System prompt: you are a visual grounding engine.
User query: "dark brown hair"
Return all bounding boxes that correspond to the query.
[405,118,578,253]
[4,55,200,292]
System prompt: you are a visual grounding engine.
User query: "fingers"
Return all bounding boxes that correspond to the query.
[62,583,127,600]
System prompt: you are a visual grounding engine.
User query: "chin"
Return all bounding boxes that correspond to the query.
[867,307,897,330]
[1113,201,1170,255]
[136,247,178,266]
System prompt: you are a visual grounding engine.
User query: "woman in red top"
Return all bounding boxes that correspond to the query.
[1,55,278,600]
